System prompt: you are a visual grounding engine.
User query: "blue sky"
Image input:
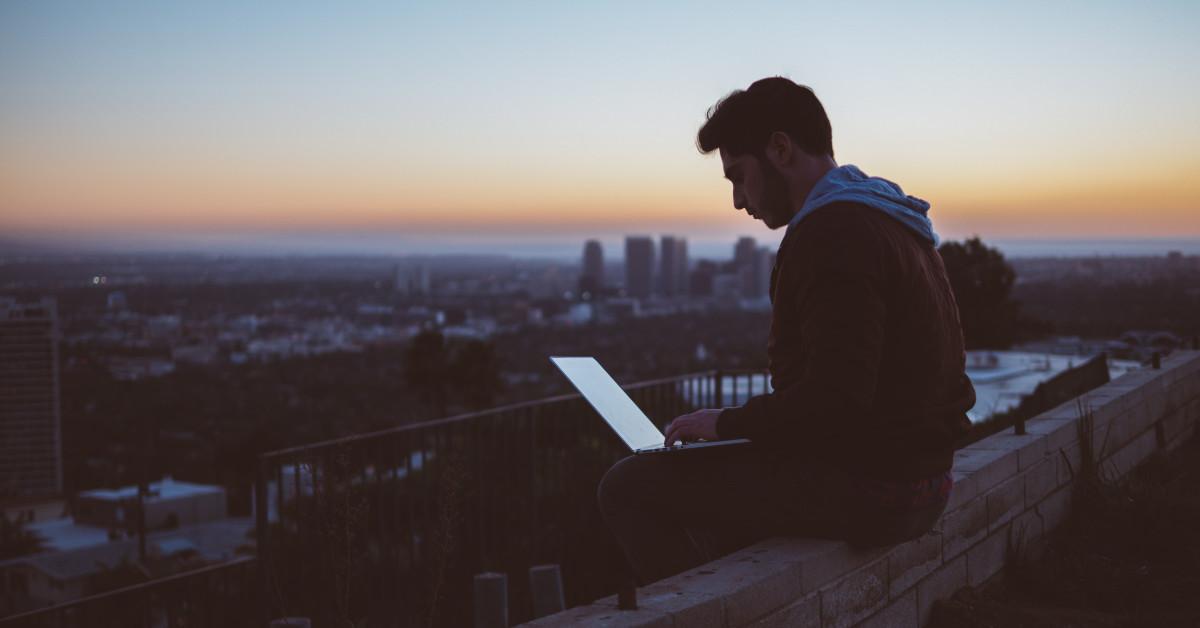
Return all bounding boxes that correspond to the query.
[2,1,1198,254]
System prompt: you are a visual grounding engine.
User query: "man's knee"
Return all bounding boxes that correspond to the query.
[597,455,656,517]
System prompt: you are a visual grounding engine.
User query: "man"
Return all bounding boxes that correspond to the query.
[597,77,976,585]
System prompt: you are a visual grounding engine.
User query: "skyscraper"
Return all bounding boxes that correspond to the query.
[734,237,768,298]
[624,236,655,299]
[658,236,688,297]
[0,298,63,498]
[395,263,431,297]
[581,240,605,295]
[734,236,757,270]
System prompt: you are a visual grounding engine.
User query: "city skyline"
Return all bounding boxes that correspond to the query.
[2,2,1198,245]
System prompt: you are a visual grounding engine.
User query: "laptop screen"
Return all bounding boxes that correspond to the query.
[550,357,664,451]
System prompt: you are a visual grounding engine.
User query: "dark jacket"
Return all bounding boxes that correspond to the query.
[716,201,975,481]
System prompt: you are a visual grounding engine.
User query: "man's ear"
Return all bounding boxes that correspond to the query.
[764,131,792,168]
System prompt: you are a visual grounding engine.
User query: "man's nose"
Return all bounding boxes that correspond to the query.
[733,189,746,211]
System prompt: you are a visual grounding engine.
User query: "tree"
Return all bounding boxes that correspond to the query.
[938,236,1021,349]
[450,339,502,409]
[0,515,42,560]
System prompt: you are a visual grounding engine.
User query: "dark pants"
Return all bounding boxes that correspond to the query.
[596,445,948,585]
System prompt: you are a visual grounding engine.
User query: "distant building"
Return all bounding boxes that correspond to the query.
[395,264,431,297]
[73,477,227,533]
[659,236,689,297]
[580,240,605,295]
[1,517,251,610]
[689,260,718,297]
[731,238,770,299]
[712,273,742,301]
[0,298,63,499]
[749,246,773,298]
[105,291,127,311]
[624,236,655,299]
[734,237,757,270]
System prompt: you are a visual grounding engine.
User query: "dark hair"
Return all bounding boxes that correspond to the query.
[696,77,833,159]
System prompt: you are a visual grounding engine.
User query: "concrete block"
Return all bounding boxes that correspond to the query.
[985,474,1024,533]
[967,432,1048,471]
[916,554,967,627]
[1023,458,1057,509]
[857,589,917,628]
[940,496,988,560]
[1163,404,1195,443]
[782,540,887,595]
[1036,485,1073,533]
[1106,428,1158,479]
[666,543,803,626]
[1166,378,1198,412]
[1056,441,1082,486]
[887,529,942,598]
[1141,379,1169,425]
[951,446,1018,496]
[633,580,724,628]
[745,592,818,628]
[966,524,1011,588]
[520,599,671,627]
[1080,390,1127,428]
[1024,416,1079,453]
[946,470,977,513]
[1010,508,1044,554]
[818,557,888,628]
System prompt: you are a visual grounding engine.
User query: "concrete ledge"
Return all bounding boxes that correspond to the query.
[522,351,1200,627]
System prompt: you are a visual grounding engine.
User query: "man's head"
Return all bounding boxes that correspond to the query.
[697,77,838,229]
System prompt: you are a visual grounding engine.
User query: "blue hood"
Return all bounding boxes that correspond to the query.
[786,164,939,246]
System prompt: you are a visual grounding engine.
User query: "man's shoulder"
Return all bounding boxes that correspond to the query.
[783,202,891,257]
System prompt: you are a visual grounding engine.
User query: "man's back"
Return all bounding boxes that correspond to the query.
[717,201,976,480]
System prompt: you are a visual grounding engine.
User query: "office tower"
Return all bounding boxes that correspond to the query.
[658,236,688,297]
[752,246,773,298]
[395,264,431,297]
[580,240,605,294]
[0,298,63,498]
[689,260,717,297]
[624,236,655,299]
[734,237,757,271]
[733,237,769,298]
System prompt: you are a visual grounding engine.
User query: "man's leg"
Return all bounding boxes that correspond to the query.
[596,446,784,585]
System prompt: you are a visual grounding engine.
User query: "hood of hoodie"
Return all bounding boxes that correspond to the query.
[786,164,939,246]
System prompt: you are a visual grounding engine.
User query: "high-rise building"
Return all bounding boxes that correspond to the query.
[733,237,770,298]
[658,236,688,297]
[752,246,773,298]
[734,237,757,270]
[624,236,655,299]
[580,240,605,295]
[0,298,63,499]
[395,264,431,297]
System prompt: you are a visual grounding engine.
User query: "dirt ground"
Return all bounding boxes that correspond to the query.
[929,431,1200,628]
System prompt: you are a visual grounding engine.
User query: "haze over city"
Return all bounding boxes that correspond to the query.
[3,0,1199,256]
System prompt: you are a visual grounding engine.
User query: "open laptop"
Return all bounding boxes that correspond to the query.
[550,356,751,454]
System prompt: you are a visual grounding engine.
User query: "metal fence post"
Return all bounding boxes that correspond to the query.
[474,572,508,628]
[714,370,724,408]
[255,457,270,623]
[528,564,566,619]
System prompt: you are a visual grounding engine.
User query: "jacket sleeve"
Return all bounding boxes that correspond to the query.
[716,212,888,444]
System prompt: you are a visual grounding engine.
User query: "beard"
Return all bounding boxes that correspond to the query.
[757,159,794,229]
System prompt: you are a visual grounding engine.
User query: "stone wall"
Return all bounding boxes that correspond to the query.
[524,351,1200,627]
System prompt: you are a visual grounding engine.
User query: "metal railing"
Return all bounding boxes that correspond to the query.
[0,369,770,628]
[254,368,770,627]
[0,556,259,628]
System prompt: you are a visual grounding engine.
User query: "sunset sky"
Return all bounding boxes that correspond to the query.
[2,1,1198,254]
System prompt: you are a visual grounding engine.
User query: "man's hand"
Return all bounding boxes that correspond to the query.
[663,409,722,446]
